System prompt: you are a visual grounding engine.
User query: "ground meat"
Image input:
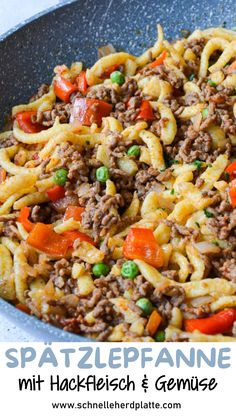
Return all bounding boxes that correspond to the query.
[219,259,236,282]
[114,216,141,234]
[184,92,200,106]
[209,195,236,240]
[134,167,163,198]
[82,194,125,241]
[29,83,49,102]
[49,259,74,292]
[151,286,186,322]
[0,133,18,149]
[165,220,198,239]
[37,102,71,126]
[161,270,179,281]
[141,65,184,89]
[0,221,20,240]
[180,302,211,318]
[176,127,213,163]
[184,38,206,57]
[87,85,119,104]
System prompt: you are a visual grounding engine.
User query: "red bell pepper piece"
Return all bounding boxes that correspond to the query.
[123,228,164,268]
[184,309,236,335]
[54,76,77,102]
[71,98,112,126]
[102,64,119,78]
[149,51,167,68]
[47,185,65,201]
[15,111,44,133]
[16,303,31,314]
[64,205,85,221]
[18,207,34,232]
[136,100,155,121]
[229,185,236,207]
[62,230,95,247]
[0,168,6,184]
[27,223,69,257]
[75,71,88,95]
[225,161,236,180]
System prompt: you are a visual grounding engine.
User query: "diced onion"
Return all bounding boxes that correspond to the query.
[193,241,221,254]
[98,44,116,58]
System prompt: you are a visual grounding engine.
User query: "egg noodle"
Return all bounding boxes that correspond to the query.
[0,25,236,342]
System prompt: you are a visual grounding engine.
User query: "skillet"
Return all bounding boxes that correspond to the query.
[0,0,235,341]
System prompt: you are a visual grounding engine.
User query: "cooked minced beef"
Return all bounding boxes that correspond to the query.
[0,133,18,149]
[29,83,49,102]
[36,102,71,126]
[82,193,125,241]
[134,167,162,198]
[150,286,186,322]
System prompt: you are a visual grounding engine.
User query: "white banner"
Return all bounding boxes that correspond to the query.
[0,343,234,418]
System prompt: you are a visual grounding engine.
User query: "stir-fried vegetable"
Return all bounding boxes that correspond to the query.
[146,310,162,336]
[149,51,167,68]
[184,309,236,334]
[225,161,236,180]
[76,71,88,95]
[18,207,34,232]
[136,100,155,121]
[93,263,110,277]
[53,168,68,186]
[15,111,44,133]
[123,228,164,268]
[54,76,77,102]
[110,70,125,85]
[136,298,153,315]
[121,260,139,279]
[47,185,65,201]
[27,223,69,256]
[229,185,236,207]
[64,205,85,221]
[70,98,112,126]
[154,330,165,342]
[96,166,110,182]
[63,230,95,247]
[127,145,140,157]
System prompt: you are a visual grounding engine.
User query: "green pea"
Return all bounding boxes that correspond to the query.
[155,330,165,342]
[110,71,125,85]
[207,79,217,87]
[96,166,109,183]
[202,108,209,119]
[127,145,140,158]
[121,261,139,279]
[92,263,110,277]
[136,298,153,315]
[53,168,68,186]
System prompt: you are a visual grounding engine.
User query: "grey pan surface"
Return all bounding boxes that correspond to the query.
[0,0,235,341]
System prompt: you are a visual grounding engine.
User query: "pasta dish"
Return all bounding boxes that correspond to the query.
[0,25,236,342]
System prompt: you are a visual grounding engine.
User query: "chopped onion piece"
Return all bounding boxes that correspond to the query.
[190,295,214,307]
[193,241,221,254]
[98,44,116,58]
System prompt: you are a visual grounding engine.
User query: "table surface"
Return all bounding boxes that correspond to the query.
[0,0,68,341]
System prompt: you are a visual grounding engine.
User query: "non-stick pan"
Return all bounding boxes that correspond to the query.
[0,0,235,341]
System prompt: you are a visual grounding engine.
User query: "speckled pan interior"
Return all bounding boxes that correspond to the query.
[0,0,235,341]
